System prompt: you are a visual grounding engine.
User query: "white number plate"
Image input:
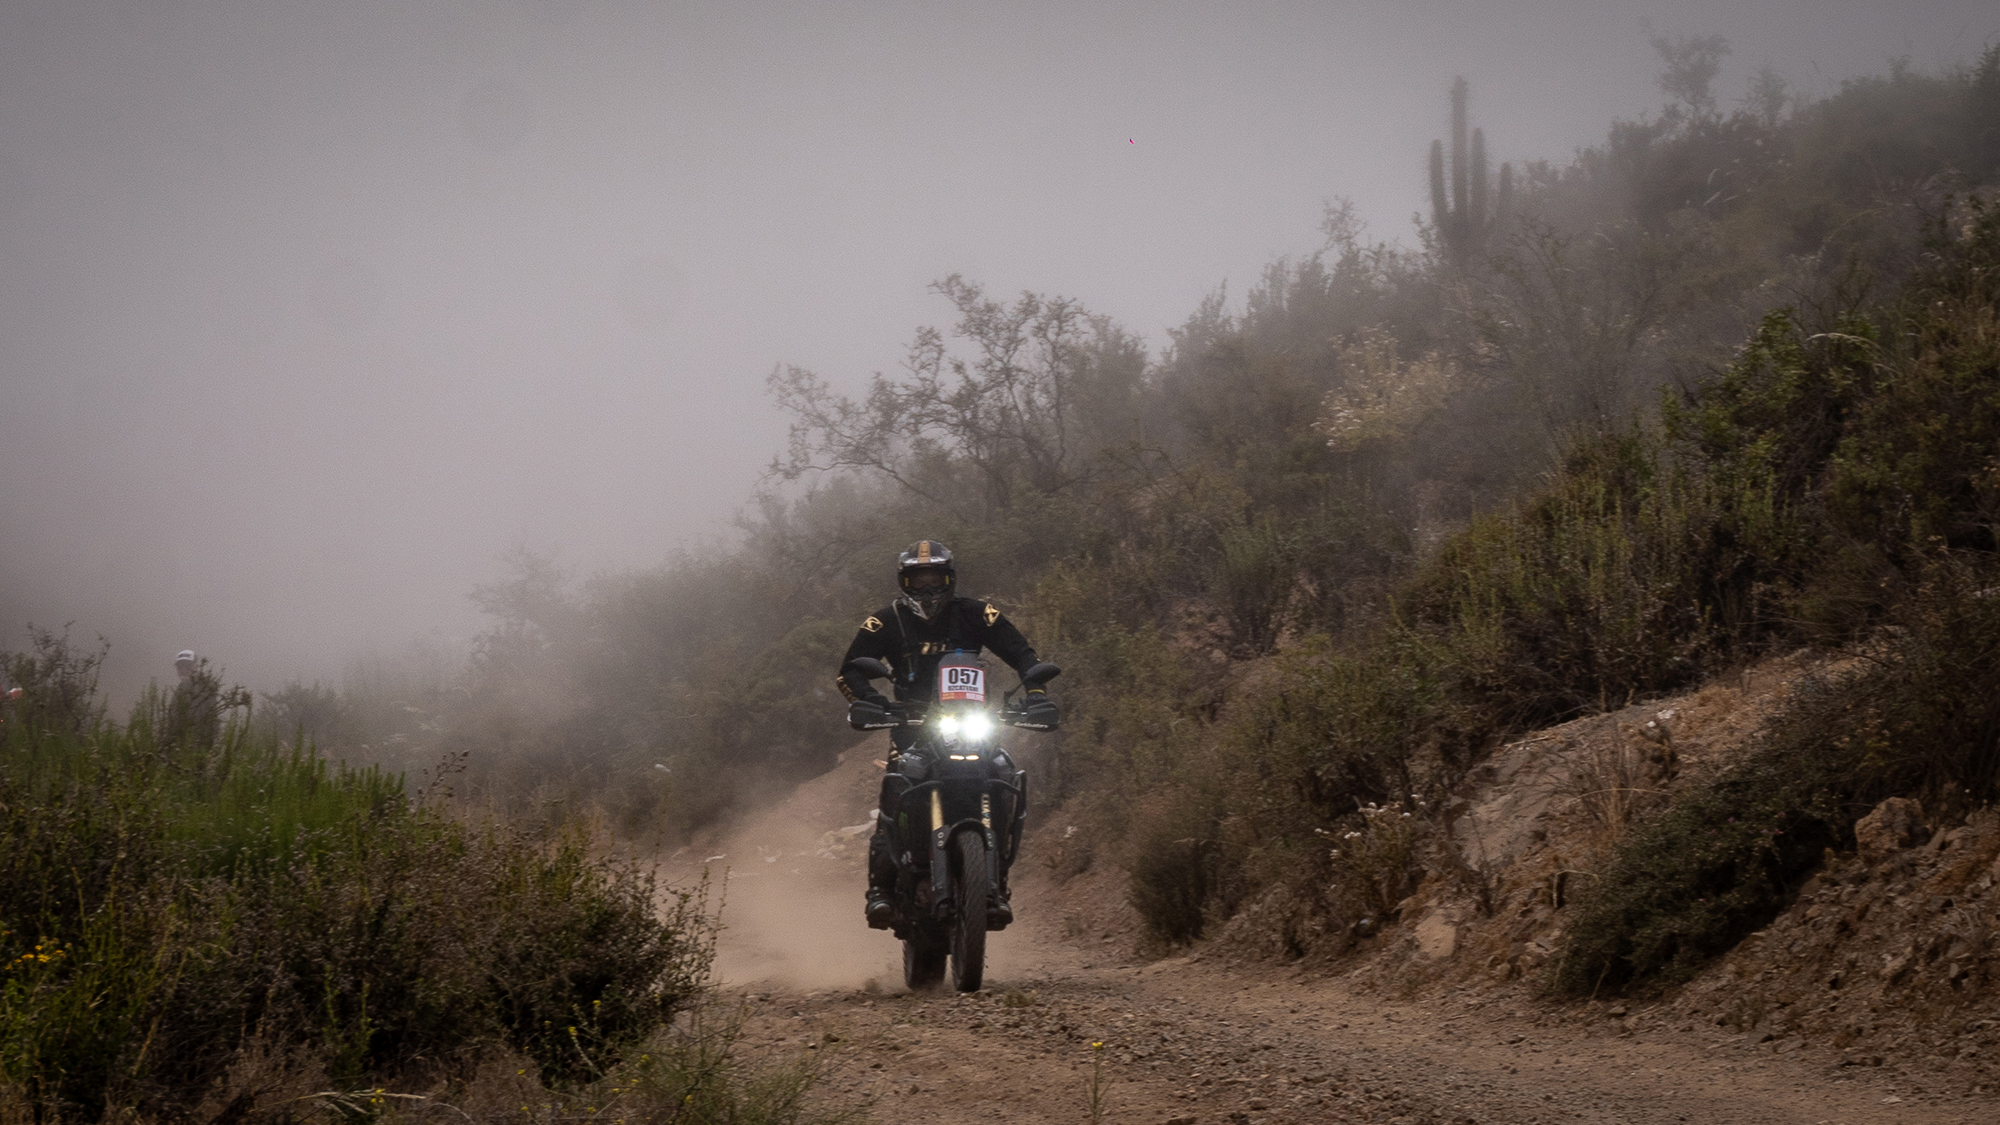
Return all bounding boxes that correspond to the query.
[938,664,987,703]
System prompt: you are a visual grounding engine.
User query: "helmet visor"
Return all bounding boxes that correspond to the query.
[901,568,952,614]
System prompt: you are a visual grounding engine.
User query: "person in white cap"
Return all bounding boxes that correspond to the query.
[166,648,222,750]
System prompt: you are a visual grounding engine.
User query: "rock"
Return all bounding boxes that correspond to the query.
[1166,1118,1196,1125]
[1415,915,1458,960]
[1880,949,1913,983]
[1855,797,1925,861]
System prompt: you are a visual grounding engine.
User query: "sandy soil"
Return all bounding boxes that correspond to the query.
[666,736,1997,1125]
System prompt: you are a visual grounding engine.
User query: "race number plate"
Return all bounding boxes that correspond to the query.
[938,663,987,703]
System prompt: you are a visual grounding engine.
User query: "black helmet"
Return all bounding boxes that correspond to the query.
[897,540,956,620]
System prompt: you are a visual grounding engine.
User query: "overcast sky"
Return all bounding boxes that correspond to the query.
[2,0,1993,699]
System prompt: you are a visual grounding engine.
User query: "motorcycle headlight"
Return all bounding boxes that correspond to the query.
[960,712,994,741]
[937,714,960,736]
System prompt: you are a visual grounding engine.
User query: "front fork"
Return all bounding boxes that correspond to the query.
[927,788,1004,922]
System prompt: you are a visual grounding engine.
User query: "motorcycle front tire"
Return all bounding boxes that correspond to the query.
[948,831,989,993]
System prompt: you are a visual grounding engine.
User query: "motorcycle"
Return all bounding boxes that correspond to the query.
[844,653,1059,992]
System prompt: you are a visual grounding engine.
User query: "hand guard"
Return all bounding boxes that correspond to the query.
[1015,692,1060,732]
[847,698,897,731]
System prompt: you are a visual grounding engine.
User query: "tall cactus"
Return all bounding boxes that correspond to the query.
[1429,77,1512,264]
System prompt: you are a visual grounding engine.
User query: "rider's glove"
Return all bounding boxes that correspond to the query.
[848,697,895,731]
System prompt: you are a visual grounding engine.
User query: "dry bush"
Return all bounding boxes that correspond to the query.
[1125,786,1229,946]
[1562,718,1675,843]
[1324,800,1427,924]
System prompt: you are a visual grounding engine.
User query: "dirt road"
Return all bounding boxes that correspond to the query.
[678,749,1992,1125]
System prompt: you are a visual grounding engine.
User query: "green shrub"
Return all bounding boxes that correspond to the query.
[1231,636,1431,812]
[1125,795,1222,946]
[1116,631,1447,947]
[0,633,712,1119]
[1402,396,1814,730]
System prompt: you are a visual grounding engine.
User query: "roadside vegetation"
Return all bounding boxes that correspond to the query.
[0,632,861,1122]
[198,38,2000,1002]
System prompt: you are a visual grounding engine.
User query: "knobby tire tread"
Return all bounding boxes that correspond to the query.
[950,831,988,992]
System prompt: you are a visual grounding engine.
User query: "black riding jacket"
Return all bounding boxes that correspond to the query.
[836,597,1039,704]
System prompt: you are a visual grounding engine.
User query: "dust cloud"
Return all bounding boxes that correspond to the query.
[705,862,902,994]
[675,746,1049,994]
[671,748,898,991]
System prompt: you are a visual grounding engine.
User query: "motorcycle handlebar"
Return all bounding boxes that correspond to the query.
[862,700,1038,727]
[847,697,1057,733]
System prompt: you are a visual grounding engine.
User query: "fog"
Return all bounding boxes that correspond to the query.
[1,0,1991,699]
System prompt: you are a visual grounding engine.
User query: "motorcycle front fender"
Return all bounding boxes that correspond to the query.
[927,818,999,923]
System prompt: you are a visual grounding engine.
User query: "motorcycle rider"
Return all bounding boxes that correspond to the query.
[837,540,1057,930]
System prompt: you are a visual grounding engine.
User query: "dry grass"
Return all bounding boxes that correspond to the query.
[1561,723,1670,844]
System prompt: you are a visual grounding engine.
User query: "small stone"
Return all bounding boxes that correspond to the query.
[1166,1118,1196,1125]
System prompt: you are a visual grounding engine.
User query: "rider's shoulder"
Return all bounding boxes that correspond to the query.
[961,598,1005,627]
[856,607,900,635]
